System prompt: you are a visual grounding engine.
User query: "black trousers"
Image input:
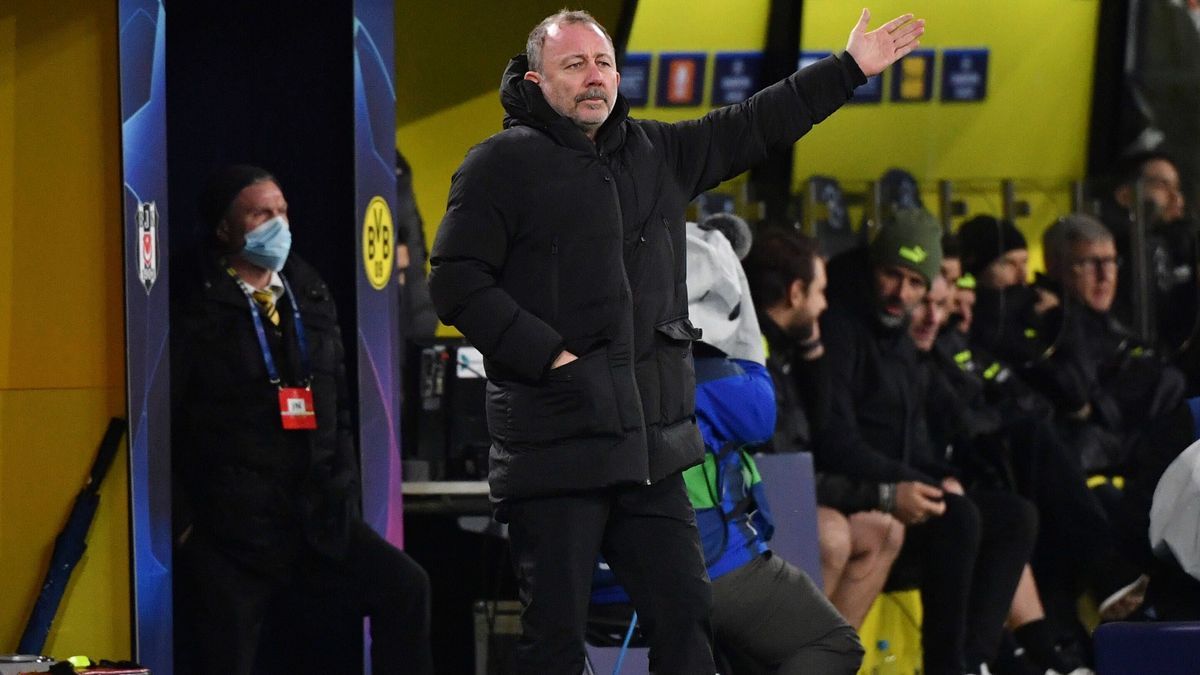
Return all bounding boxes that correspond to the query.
[891,490,1037,675]
[1005,417,1141,631]
[175,519,432,675]
[499,473,715,675]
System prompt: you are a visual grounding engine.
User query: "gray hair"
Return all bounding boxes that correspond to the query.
[526,9,613,73]
[1042,213,1113,277]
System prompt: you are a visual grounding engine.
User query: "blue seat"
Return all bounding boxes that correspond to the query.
[752,451,823,589]
[1093,621,1200,674]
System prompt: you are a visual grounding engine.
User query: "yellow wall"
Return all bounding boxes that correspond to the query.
[0,0,130,658]
[796,0,1099,269]
[621,0,1099,269]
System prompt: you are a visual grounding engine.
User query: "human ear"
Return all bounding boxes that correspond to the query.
[524,71,541,84]
[789,279,807,307]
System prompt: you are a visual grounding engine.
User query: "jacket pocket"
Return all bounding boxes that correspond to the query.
[487,347,623,444]
[655,317,701,426]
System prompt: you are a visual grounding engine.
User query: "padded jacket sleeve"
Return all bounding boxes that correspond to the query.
[428,144,564,381]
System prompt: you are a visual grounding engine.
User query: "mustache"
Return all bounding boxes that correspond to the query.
[575,88,609,103]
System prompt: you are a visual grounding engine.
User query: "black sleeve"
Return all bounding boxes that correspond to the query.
[653,52,866,199]
[815,472,884,514]
[794,352,832,437]
[428,143,564,381]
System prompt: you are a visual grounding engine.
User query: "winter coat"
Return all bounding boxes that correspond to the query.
[171,253,360,571]
[818,248,950,485]
[429,52,865,500]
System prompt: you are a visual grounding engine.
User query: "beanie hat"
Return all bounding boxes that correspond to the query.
[686,222,766,364]
[956,214,1027,276]
[869,208,943,285]
[198,164,276,230]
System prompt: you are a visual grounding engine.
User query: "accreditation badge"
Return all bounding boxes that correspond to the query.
[278,387,317,430]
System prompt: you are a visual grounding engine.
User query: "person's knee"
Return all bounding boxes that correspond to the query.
[988,492,1039,552]
[819,510,853,570]
[779,624,865,675]
[938,492,982,548]
[879,515,905,562]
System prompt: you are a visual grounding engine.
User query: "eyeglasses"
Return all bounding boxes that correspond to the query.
[1069,256,1122,275]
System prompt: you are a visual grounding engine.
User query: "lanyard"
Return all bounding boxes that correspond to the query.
[226,268,312,387]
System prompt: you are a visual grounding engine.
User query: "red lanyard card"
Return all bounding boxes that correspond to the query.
[279,387,317,430]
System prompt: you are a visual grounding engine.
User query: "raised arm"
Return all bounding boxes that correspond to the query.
[655,9,925,199]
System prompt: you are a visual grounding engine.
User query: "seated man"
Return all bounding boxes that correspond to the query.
[1041,215,1195,576]
[744,228,904,630]
[938,233,1147,627]
[1099,151,1198,361]
[821,209,1036,675]
[171,165,432,675]
[682,218,864,674]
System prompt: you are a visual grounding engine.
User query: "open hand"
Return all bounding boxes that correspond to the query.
[846,8,925,77]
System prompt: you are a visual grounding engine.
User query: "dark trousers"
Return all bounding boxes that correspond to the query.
[1006,417,1141,631]
[175,519,433,675]
[500,473,715,675]
[893,490,1037,675]
[712,553,863,675]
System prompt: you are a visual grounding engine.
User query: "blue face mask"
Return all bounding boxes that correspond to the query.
[240,215,292,271]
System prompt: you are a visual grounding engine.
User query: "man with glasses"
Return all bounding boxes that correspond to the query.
[1040,214,1199,620]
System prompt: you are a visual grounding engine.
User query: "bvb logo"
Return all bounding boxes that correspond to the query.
[362,196,393,290]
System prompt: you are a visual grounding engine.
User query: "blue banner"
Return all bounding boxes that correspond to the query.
[941,48,989,102]
[119,0,172,671]
[353,0,404,550]
[619,53,651,107]
[712,52,763,105]
[657,53,707,107]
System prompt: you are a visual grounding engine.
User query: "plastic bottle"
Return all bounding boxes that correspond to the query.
[873,638,899,675]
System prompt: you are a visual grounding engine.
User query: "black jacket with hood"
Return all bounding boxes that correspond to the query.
[817,247,950,486]
[429,52,865,501]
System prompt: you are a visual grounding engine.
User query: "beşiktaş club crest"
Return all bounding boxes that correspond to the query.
[137,200,159,294]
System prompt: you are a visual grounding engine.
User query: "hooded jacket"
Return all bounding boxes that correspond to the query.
[429,52,865,500]
[818,247,948,485]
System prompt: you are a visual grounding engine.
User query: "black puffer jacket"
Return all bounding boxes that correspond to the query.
[172,253,360,571]
[430,52,864,500]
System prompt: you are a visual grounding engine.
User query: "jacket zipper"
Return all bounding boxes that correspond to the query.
[550,235,560,323]
[603,169,651,484]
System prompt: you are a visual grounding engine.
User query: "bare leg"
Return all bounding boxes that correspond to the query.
[828,511,905,629]
[818,507,852,601]
[1007,566,1091,674]
[1007,565,1045,629]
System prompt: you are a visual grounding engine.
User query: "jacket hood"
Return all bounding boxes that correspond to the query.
[499,53,629,153]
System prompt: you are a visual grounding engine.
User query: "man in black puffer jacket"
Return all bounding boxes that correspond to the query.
[428,8,923,674]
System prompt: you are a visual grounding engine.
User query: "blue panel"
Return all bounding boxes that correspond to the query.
[941,48,989,102]
[752,452,823,589]
[619,53,651,107]
[798,50,832,71]
[353,0,403,548]
[712,52,763,105]
[656,53,707,107]
[119,0,172,671]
